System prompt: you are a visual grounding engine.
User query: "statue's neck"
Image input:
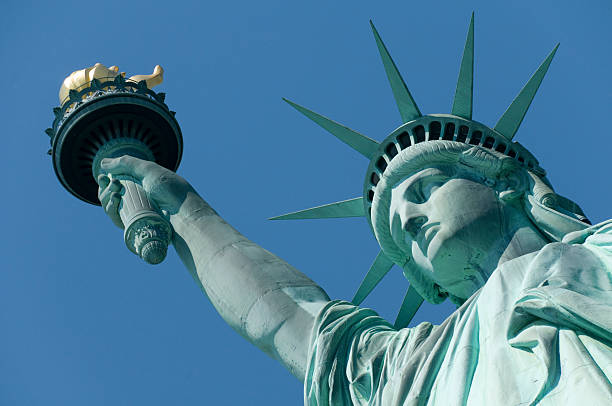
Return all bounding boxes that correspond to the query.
[475,203,549,288]
[439,203,550,304]
[486,202,550,270]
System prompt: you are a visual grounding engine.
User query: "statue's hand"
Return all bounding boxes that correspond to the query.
[97,155,198,226]
[97,172,124,228]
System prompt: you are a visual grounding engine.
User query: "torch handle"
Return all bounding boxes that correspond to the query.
[114,175,172,265]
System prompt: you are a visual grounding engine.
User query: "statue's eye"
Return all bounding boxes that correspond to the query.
[422,182,441,199]
[408,176,445,203]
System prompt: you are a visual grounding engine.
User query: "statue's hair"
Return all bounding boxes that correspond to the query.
[371,141,588,304]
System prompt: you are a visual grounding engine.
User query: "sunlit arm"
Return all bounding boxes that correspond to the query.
[98,156,330,381]
[170,192,330,380]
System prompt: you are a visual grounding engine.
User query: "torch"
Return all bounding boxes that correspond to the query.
[46,63,183,264]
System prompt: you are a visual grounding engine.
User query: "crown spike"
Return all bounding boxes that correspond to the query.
[352,251,394,305]
[394,285,424,329]
[370,21,422,123]
[283,98,378,159]
[451,13,474,119]
[269,197,364,220]
[494,44,559,140]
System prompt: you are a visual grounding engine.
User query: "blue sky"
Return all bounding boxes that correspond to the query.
[1,0,611,404]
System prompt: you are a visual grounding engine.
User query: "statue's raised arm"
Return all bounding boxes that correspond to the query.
[50,61,331,382]
[98,156,331,381]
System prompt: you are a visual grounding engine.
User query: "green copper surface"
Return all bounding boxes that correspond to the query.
[394,285,424,329]
[494,44,559,140]
[283,98,378,159]
[451,13,474,119]
[269,197,365,220]
[370,21,422,123]
[351,250,394,305]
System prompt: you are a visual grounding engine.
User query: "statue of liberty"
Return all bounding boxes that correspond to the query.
[78,15,611,405]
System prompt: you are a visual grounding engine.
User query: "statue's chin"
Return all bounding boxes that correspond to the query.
[429,244,487,301]
[442,276,483,302]
[402,232,487,302]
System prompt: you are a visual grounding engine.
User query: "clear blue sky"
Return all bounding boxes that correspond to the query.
[1,0,610,404]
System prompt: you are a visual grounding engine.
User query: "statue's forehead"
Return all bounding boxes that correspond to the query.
[391,164,458,191]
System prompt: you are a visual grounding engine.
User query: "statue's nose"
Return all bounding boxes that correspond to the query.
[404,215,427,240]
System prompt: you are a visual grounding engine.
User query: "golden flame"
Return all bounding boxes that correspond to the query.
[59,63,164,104]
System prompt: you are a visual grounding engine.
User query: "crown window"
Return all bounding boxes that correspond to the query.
[457,125,469,142]
[429,121,441,140]
[368,189,374,202]
[397,131,411,149]
[371,172,380,186]
[385,143,398,159]
[469,130,482,145]
[443,122,455,140]
[495,143,507,153]
[413,125,425,143]
[376,156,388,172]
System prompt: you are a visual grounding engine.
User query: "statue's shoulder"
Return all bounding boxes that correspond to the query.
[503,219,612,294]
[562,219,612,245]
[559,219,612,264]
[483,223,612,308]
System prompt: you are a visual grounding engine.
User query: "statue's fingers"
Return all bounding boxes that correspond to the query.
[98,186,111,208]
[98,180,121,210]
[108,178,122,193]
[100,155,158,181]
[97,174,110,190]
[97,175,122,201]
[105,191,124,228]
[105,192,120,215]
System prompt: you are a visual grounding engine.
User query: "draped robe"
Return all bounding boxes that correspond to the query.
[305,221,612,405]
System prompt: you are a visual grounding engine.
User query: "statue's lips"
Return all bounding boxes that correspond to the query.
[417,223,440,256]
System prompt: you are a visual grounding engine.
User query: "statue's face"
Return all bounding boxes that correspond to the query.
[389,164,508,300]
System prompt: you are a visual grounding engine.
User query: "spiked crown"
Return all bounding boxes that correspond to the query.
[272,15,580,327]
